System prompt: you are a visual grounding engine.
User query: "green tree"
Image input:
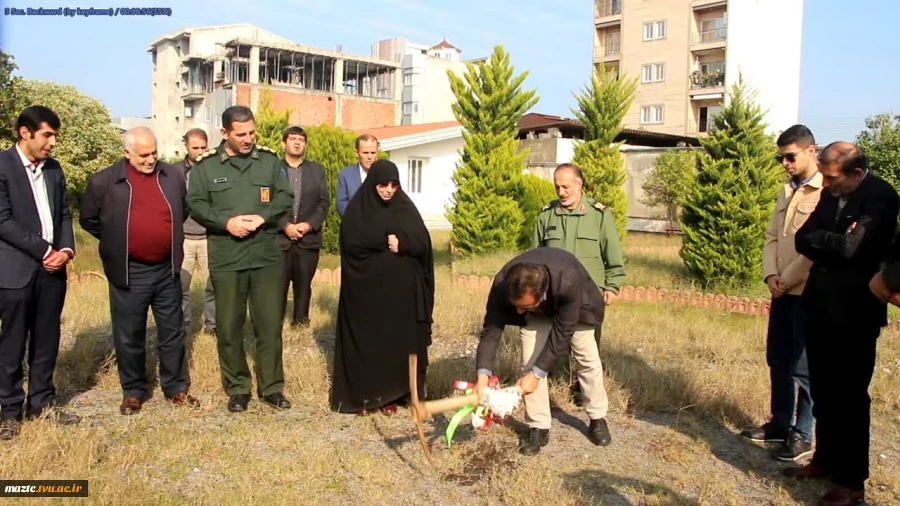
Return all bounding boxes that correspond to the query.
[445,45,539,255]
[856,113,900,191]
[519,173,559,248]
[1,80,121,204]
[678,77,782,287]
[0,47,24,146]
[570,65,637,243]
[255,87,291,156]
[641,149,699,228]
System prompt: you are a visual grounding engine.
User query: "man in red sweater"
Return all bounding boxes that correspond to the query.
[80,126,198,415]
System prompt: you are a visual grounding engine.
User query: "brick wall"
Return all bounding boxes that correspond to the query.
[270,90,336,126]
[236,84,251,107]
[341,97,396,130]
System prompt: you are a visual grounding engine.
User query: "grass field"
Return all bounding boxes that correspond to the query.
[2,227,898,505]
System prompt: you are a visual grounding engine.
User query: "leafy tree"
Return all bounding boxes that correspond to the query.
[0,47,24,146]
[445,45,539,255]
[856,113,900,191]
[641,149,699,228]
[678,77,782,287]
[1,80,121,204]
[519,173,559,249]
[570,65,637,243]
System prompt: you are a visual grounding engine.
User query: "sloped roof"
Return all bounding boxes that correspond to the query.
[430,38,461,52]
[359,121,460,140]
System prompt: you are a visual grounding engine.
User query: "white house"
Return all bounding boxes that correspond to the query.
[362,121,463,230]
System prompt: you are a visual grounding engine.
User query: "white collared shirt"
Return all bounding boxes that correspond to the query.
[16,144,54,256]
[359,164,368,184]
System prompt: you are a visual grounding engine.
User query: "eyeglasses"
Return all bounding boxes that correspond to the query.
[775,152,801,163]
[376,181,400,189]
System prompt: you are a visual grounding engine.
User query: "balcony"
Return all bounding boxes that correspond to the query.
[691,26,726,53]
[688,118,716,134]
[689,68,725,99]
[594,0,622,26]
[692,0,727,10]
[593,42,621,63]
[180,83,209,101]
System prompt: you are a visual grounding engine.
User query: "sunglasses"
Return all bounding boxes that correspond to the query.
[376,181,400,189]
[775,152,801,163]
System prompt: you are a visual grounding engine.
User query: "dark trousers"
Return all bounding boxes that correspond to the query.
[805,309,879,491]
[0,269,67,420]
[282,245,319,325]
[211,263,284,397]
[766,295,813,440]
[108,261,188,399]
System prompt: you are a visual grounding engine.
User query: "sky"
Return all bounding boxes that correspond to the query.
[1,0,898,144]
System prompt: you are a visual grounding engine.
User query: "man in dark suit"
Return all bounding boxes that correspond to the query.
[336,134,378,216]
[278,126,329,327]
[474,247,609,456]
[0,105,80,439]
[788,141,899,506]
[80,126,199,416]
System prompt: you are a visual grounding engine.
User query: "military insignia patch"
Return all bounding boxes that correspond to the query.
[593,202,607,211]
[195,148,217,163]
[260,187,271,203]
[257,145,277,154]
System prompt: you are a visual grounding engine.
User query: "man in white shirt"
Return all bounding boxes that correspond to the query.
[0,105,80,439]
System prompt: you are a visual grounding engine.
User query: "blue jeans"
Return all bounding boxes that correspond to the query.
[766,294,813,441]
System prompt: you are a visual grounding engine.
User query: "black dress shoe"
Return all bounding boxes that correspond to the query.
[263,393,291,410]
[519,428,550,456]
[589,418,612,446]
[227,394,251,412]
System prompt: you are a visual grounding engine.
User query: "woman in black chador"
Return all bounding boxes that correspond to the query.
[329,159,434,414]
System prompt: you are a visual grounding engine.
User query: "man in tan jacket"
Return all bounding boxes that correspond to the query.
[741,125,822,462]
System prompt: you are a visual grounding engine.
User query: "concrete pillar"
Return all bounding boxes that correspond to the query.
[333,58,345,127]
[392,67,403,126]
[249,46,260,84]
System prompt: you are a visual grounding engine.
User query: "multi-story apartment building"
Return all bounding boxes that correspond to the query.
[148,24,402,158]
[371,37,485,125]
[592,0,803,137]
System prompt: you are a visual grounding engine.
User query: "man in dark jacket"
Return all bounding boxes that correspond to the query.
[80,126,199,416]
[278,126,329,327]
[0,106,80,439]
[474,247,609,456]
[787,141,898,506]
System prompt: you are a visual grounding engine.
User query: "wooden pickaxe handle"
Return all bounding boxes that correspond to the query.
[418,392,480,420]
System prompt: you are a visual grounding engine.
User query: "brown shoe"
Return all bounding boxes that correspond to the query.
[120,397,144,416]
[166,392,200,408]
[818,485,864,506]
[783,462,830,480]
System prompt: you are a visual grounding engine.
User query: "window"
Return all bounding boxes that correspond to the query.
[641,63,666,83]
[402,102,413,115]
[640,105,664,125]
[407,158,425,193]
[204,105,212,122]
[643,20,667,41]
[403,72,415,86]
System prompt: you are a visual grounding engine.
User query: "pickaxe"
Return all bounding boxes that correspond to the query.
[408,353,523,465]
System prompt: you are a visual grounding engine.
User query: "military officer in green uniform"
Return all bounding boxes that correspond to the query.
[530,162,626,445]
[186,106,294,413]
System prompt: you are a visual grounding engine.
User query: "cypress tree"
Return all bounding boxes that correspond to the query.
[446,45,539,255]
[679,76,782,287]
[570,66,637,243]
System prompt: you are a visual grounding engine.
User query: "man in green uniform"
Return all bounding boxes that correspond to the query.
[531,162,626,445]
[186,106,294,413]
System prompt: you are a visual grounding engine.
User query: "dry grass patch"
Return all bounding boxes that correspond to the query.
[2,229,898,505]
